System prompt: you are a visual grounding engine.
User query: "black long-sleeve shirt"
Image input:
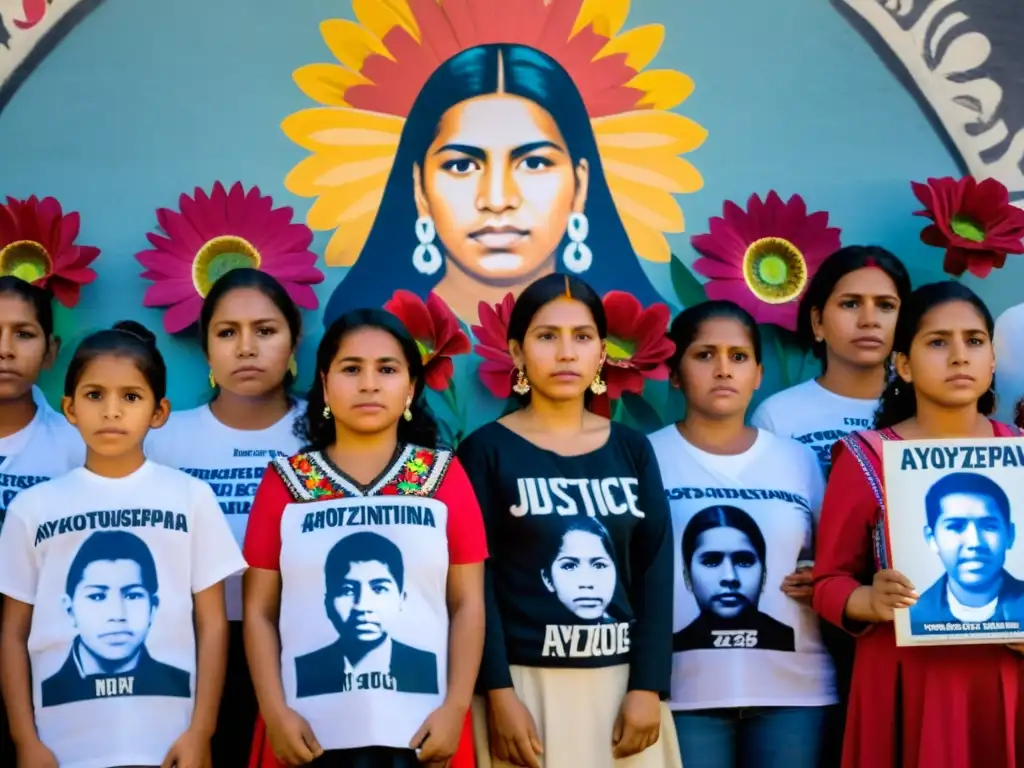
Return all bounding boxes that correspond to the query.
[457,421,673,697]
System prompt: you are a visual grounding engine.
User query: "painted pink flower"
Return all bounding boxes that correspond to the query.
[385,290,471,391]
[602,291,675,398]
[471,293,516,398]
[691,192,841,331]
[135,182,324,333]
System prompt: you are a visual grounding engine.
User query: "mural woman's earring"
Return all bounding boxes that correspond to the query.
[208,370,216,388]
[412,215,443,276]
[404,397,413,422]
[322,404,332,419]
[562,212,593,274]
[590,366,607,396]
[513,368,531,395]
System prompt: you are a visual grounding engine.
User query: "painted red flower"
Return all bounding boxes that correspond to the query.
[691,192,841,331]
[912,176,1024,278]
[0,196,100,308]
[471,293,516,398]
[602,292,675,399]
[384,290,470,391]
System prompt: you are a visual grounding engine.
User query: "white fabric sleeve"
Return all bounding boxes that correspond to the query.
[188,479,247,594]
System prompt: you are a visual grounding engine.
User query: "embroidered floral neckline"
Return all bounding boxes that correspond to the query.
[280,444,449,501]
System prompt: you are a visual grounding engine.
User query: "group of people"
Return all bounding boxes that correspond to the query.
[0,245,1020,768]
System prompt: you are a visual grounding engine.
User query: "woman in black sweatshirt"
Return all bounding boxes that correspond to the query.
[457,274,680,768]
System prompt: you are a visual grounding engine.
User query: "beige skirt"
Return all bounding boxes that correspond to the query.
[471,664,682,768]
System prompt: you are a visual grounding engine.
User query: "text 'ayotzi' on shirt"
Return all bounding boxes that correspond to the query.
[243,444,488,752]
[456,421,674,696]
[0,461,246,768]
[648,425,837,711]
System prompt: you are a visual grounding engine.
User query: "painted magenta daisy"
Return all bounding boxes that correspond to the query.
[602,291,675,398]
[135,181,324,333]
[0,195,99,307]
[690,192,841,331]
[912,176,1024,278]
[384,290,471,391]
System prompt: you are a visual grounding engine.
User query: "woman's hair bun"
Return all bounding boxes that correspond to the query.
[112,320,157,348]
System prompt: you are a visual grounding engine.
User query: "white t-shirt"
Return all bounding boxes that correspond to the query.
[647,425,836,711]
[751,378,877,476]
[0,403,85,532]
[0,461,245,768]
[145,401,305,619]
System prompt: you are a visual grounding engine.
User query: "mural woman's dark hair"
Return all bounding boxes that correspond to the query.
[65,320,167,401]
[874,281,996,430]
[198,268,302,389]
[298,309,439,450]
[323,43,664,324]
[666,300,762,372]
[797,245,912,369]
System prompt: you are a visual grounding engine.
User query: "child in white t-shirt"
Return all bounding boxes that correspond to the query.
[0,320,245,768]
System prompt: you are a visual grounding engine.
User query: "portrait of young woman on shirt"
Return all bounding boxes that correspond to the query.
[647,301,832,768]
[813,281,1024,768]
[145,268,307,767]
[0,321,244,768]
[457,273,678,768]
[243,308,487,768]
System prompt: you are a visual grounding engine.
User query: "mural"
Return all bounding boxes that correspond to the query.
[281,0,707,326]
[0,0,104,114]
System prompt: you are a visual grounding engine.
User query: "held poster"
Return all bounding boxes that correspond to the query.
[883,438,1024,646]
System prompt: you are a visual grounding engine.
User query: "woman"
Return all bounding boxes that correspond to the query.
[459,273,678,768]
[243,309,487,767]
[0,276,84,767]
[324,44,664,326]
[540,517,618,623]
[0,321,243,768]
[146,267,306,767]
[813,281,1024,767]
[751,245,911,476]
[648,301,832,768]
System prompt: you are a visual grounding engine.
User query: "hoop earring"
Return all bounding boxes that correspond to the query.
[322,405,332,419]
[562,212,593,274]
[513,369,530,395]
[412,216,443,276]
[209,370,216,389]
[590,367,607,396]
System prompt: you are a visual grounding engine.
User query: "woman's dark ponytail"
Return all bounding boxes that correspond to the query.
[296,309,439,451]
[873,281,997,430]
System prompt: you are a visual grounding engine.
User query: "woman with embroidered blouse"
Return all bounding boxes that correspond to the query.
[243,309,487,768]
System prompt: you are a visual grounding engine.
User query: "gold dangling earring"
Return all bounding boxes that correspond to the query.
[404,398,413,422]
[322,404,332,419]
[590,367,607,396]
[288,356,298,380]
[513,368,530,395]
[209,369,216,388]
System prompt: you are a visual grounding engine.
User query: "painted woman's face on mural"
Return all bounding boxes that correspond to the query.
[414,93,588,283]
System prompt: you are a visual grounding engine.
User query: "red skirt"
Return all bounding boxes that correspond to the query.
[248,711,476,768]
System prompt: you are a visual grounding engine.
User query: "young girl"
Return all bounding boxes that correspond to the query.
[0,276,85,767]
[459,274,679,768]
[813,282,1024,767]
[0,320,244,768]
[243,308,487,768]
[751,245,911,476]
[146,268,306,765]
[648,301,832,768]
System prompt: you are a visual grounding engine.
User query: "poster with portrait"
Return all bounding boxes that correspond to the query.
[883,438,1024,646]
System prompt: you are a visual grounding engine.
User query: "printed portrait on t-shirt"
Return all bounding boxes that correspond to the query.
[295,531,439,697]
[910,473,1024,629]
[673,505,796,652]
[41,530,190,707]
[540,517,620,622]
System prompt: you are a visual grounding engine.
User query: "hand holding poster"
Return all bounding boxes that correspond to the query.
[883,438,1024,646]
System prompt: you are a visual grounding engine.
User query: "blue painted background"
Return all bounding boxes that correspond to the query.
[4,0,1000,427]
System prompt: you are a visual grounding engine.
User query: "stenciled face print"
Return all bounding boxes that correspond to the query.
[414,93,588,283]
[323,327,417,438]
[812,267,901,371]
[927,492,1013,594]
[0,293,55,402]
[688,527,764,619]
[64,559,156,664]
[333,560,405,643]
[510,297,605,403]
[895,300,996,412]
[206,287,295,397]
[542,528,617,620]
[676,316,762,420]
